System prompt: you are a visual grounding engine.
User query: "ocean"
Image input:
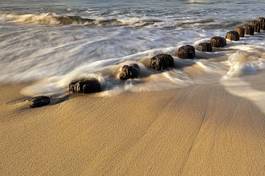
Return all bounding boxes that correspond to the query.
[0,0,265,96]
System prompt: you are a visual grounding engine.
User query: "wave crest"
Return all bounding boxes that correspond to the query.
[0,12,162,27]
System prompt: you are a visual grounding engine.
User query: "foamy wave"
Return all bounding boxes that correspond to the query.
[224,50,265,78]
[0,13,66,25]
[0,12,227,29]
[0,12,162,27]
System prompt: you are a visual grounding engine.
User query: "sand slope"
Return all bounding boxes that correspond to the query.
[0,83,265,176]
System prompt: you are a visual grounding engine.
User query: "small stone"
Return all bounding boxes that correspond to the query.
[244,24,254,35]
[210,36,226,47]
[69,79,101,94]
[177,45,196,59]
[118,64,140,80]
[196,42,212,52]
[30,96,50,108]
[225,31,240,41]
[234,26,245,37]
[149,54,175,71]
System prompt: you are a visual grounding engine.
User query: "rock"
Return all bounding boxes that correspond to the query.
[234,26,245,37]
[118,64,140,80]
[196,42,212,52]
[149,54,175,71]
[30,96,50,108]
[177,45,196,59]
[249,20,261,32]
[69,79,101,94]
[210,36,226,47]
[244,24,254,35]
[258,17,265,30]
[225,31,240,41]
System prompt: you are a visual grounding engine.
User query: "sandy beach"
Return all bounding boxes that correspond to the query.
[1,74,265,176]
[1,1,265,175]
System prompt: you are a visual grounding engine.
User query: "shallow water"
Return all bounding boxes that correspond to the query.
[0,0,265,95]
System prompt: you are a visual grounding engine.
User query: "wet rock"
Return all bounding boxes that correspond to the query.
[69,79,102,94]
[244,24,254,35]
[225,31,240,41]
[249,20,261,32]
[30,96,50,108]
[118,64,140,80]
[210,36,226,47]
[177,45,196,59]
[196,42,212,52]
[234,26,245,37]
[258,17,265,30]
[149,54,175,71]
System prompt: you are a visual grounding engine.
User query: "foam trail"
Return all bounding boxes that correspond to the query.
[221,78,265,115]
[224,50,265,78]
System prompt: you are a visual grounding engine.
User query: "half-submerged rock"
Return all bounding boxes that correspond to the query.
[118,64,140,80]
[149,54,175,71]
[225,31,240,41]
[177,45,196,59]
[258,17,265,30]
[196,42,212,52]
[30,96,51,108]
[234,26,245,37]
[244,24,254,35]
[210,36,226,47]
[69,79,102,94]
[249,20,261,33]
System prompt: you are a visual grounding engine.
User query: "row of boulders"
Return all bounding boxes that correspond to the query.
[228,17,265,40]
[28,16,265,108]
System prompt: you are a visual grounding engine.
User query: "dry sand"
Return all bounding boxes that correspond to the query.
[0,79,265,176]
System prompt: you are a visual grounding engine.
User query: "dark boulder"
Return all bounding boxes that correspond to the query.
[210,36,226,47]
[118,64,140,80]
[177,45,196,59]
[196,42,212,52]
[69,79,102,94]
[30,96,50,108]
[258,17,265,30]
[225,31,240,41]
[149,54,175,71]
[234,26,245,37]
[249,20,261,33]
[244,24,254,35]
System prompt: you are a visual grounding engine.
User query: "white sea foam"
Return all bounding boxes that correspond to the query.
[16,44,265,97]
[221,78,265,115]
[224,50,265,78]
[0,13,61,25]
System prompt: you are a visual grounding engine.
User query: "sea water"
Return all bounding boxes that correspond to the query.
[0,0,265,96]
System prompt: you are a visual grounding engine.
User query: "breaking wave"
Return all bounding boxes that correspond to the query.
[224,47,265,78]
[0,12,163,27]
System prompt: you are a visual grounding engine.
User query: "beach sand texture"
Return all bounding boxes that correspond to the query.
[1,77,265,176]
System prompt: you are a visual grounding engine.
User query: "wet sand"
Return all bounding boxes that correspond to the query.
[1,78,265,176]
